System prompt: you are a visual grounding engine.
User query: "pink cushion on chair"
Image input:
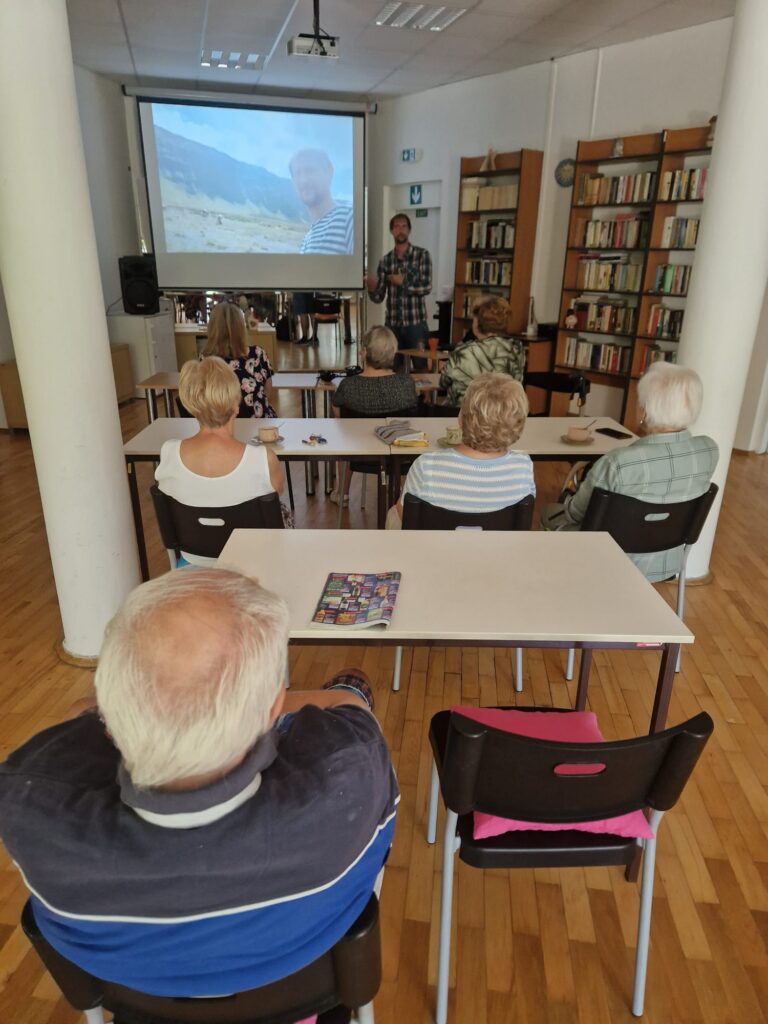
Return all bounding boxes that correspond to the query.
[449,707,654,841]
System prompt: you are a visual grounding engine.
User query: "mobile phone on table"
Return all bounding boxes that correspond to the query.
[595,426,633,439]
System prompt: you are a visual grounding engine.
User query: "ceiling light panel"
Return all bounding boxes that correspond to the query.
[375,2,467,30]
[200,48,258,69]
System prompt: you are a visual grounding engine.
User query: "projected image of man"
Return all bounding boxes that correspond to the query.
[290,149,353,255]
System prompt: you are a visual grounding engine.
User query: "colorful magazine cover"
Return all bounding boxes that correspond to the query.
[312,572,401,629]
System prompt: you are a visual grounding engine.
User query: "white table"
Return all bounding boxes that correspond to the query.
[218,528,691,732]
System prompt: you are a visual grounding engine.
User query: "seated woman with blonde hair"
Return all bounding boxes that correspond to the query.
[155,357,288,564]
[203,301,275,418]
[388,373,535,527]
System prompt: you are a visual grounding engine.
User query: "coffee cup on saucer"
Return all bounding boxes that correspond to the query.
[444,425,463,445]
[565,425,592,443]
[258,426,280,443]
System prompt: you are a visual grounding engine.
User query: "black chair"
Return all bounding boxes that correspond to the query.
[426,708,713,1023]
[581,483,719,672]
[400,493,533,694]
[150,485,283,569]
[21,894,380,1024]
[523,370,591,415]
[312,295,343,346]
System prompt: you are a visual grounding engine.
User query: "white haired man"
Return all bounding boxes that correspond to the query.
[541,361,719,581]
[0,570,397,1014]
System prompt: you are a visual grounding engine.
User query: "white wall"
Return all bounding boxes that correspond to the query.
[73,66,139,308]
[0,278,13,427]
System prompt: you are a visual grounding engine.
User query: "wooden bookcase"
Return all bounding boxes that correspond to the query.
[453,149,543,346]
[554,126,711,430]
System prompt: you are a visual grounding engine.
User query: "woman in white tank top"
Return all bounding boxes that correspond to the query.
[155,357,286,566]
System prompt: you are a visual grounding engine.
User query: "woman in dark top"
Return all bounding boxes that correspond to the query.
[330,326,417,505]
[202,301,275,418]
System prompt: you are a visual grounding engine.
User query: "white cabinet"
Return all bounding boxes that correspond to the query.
[107,302,176,395]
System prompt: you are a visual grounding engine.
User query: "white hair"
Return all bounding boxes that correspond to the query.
[95,569,289,789]
[362,325,398,370]
[637,361,703,429]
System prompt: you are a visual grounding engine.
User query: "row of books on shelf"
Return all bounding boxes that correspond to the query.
[460,289,485,317]
[650,263,691,296]
[467,218,515,250]
[464,258,512,286]
[567,297,636,335]
[647,304,684,340]
[562,336,632,375]
[659,166,707,202]
[461,179,519,212]
[660,216,699,249]
[643,347,679,372]
[576,254,643,293]
[576,171,656,206]
[575,213,650,250]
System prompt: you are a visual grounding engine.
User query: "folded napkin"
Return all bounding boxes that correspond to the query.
[374,420,427,445]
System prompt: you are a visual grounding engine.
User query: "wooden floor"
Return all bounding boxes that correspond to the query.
[2,333,768,1023]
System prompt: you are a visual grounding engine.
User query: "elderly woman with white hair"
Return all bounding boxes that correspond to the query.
[540,361,719,581]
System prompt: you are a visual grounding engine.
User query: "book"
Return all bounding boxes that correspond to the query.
[312,572,401,629]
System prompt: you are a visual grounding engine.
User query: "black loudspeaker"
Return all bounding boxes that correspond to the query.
[119,255,160,315]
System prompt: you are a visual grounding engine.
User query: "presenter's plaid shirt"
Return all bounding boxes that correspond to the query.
[561,430,719,581]
[368,243,432,328]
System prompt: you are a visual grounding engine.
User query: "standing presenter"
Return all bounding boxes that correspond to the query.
[366,213,432,358]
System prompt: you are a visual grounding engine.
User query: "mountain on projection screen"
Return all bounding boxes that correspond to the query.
[154,126,308,254]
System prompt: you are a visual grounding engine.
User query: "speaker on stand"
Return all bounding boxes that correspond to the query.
[118,255,160,315]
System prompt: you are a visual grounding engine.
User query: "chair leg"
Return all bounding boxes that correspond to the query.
[566,647,575,681]
[337,463,349,529]
[427,759,439,844]
[632,810,663,1017]
[361,473,367,509]
[436,810,459,1024]
[515,648,523,693]
[356,1001,375,1024]
[285,462,295,513]
[84,1010,106,1024]
[392,646,402,691]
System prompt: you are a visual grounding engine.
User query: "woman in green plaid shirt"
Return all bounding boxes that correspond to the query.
[541,362,718,582]
[439,295,525,407]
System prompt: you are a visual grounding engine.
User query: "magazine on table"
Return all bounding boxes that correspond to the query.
[311,572,401,629]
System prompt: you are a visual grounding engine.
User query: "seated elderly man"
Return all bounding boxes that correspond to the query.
[541,361,719,581]
[0,570,397,1014]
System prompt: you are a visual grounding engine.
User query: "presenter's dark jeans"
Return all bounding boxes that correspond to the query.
[392,322,429,371]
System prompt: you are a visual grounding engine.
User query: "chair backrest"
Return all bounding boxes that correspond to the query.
[175,395,193,418]
[523,371,591,402]
[312,296,341,317]
[402,492,534,532]
[339,404,419,419]
[580,483,718,554]
[435,708,713,821]
[150,484,283,560]
[22,895,381,1024]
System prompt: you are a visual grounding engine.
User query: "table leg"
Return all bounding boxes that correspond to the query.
[144,389,157,423]
[126,459,149,582]
[337,462,348,529]
[378,462,388,529]
[574,648,593,711]
[343,297,352,344]
[300,390,315,496]
[163,389,173,417]
[649,644,680,733]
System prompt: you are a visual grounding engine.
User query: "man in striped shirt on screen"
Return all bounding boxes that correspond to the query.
[390,374,535,525]
[290,148,353,255]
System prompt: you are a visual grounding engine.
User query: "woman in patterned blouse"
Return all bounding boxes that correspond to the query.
[202,302,276,418]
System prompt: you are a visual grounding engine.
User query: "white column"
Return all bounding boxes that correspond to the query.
[676,0,768,578]
[0,0,141,656]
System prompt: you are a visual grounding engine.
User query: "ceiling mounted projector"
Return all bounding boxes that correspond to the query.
[288,0,339,58]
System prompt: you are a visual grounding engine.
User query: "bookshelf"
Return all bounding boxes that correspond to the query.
[453,150,543,346]
[554,126,711,430]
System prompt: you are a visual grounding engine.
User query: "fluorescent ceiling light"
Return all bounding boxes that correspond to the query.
[201,48,257,69]
[375,2,466,30]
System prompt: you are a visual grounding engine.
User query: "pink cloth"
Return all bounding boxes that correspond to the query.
[295,1017,317,1024]
[449,707,654,840]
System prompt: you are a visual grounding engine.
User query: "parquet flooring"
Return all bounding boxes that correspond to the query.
[1,339,768,1022]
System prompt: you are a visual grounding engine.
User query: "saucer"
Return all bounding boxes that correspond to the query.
[437,436,463,448]
[560,433,594,445]
[249,434,285,446]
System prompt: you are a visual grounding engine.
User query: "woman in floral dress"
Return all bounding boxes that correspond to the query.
[202,301,276,418]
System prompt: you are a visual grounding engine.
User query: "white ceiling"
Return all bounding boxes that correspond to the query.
[66,0,735,102]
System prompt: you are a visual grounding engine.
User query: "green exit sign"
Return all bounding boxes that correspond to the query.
[415,209,428,218]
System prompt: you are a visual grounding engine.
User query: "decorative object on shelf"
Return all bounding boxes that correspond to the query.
[611,137,624,158]
[706,116,717,148]
[554,158,575,187]
[479,146,497,172]
[526,296,538,338]
[564,304,578,330]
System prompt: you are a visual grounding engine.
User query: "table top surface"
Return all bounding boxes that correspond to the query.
[217,529,692,645]
[123,416,635,459]
[138,371,441,392]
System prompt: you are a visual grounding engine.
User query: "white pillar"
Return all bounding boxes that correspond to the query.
[0,0,141,656]
[676,0,768,578]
